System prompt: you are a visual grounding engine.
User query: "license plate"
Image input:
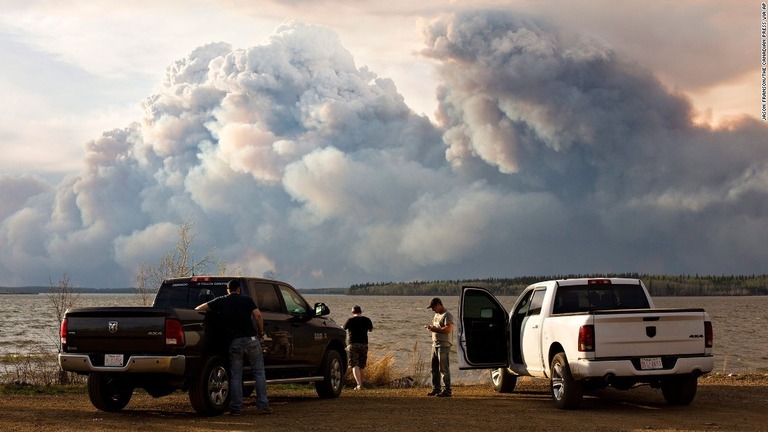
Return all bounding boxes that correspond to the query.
[640,357,663,370]
[104,354,124,367]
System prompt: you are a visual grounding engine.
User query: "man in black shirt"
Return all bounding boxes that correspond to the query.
[196,279,271,415]
[343,305,374,390]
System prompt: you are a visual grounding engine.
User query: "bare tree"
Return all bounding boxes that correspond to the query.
[46,273,80,384]
[46,273,79,345]
[135,217,238,304]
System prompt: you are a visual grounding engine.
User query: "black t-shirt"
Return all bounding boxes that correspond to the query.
[343,315,373,344]
[206,293,259,341]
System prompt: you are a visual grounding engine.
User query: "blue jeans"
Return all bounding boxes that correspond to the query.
[229,336,268,411]
[431,345,451,395]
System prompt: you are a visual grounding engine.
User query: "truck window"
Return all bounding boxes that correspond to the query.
[612,284,651,309]
[528,290,546,315]
[553,288,583,314]
[553,284,651,313]
[249,281,282,312]
[154,281,230,309]
[463,290,503,319]
[278,285,309,315]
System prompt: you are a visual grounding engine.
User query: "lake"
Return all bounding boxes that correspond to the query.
[2,293,766,383]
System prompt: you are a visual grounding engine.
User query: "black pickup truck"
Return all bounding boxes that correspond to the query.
[58,276,347,415]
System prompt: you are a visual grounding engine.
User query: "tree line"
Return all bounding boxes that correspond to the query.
[348,273,768,296]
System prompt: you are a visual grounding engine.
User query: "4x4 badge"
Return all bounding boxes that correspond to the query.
[108,321,118,334]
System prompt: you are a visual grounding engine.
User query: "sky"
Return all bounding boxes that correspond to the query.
[0,1,766,289]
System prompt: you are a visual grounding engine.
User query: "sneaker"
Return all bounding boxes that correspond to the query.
[255,407,273,415]
[355,385,363,390]
[435,392,452,398]
[426,389,441,396]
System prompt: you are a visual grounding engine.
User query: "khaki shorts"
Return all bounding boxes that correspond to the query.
[347,343,369,368]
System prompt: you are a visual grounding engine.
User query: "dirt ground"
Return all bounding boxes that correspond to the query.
[0,373,766,432]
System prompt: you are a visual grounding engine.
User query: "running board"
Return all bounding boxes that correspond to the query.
[244,376,324,386]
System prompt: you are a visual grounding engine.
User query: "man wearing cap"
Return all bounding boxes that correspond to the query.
[343,305,374,390]
[426,297,454,397]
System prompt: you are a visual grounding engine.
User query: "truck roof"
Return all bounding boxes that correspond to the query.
[537,277,643,287]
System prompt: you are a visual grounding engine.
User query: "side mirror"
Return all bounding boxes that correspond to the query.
[314,302,331,317]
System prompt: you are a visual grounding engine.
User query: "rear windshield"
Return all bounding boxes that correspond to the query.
[552,283,650,314]
[153,280,230,309]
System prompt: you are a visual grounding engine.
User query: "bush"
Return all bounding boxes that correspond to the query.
[0,351,84,387]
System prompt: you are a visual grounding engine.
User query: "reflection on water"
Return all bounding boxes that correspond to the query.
[2,293,766,382]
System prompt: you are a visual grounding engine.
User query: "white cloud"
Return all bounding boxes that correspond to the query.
[0,6,765,289]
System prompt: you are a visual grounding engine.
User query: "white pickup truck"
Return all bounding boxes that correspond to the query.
[458,278,714,409]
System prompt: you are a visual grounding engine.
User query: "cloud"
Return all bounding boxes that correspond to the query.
[0,13,766,289]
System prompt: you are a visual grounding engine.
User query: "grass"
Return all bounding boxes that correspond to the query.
[0,351,85,388]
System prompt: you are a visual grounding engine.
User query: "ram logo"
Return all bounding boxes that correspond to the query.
[108,321,118,334]
[645,326,657,338]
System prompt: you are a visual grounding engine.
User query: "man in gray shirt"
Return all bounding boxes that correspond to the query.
[426,297,454,397]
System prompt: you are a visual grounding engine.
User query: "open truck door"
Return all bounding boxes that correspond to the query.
[458,286,509,369]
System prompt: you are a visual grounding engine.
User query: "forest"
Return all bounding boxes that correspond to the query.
[346,274,768,296]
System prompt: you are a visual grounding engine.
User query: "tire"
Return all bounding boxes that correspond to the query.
[87,372,133,412]
[315,350,344,398]
[491,368,517,393]
[189,356,230,416]
[661,374,698,406]
[550,352,583,409]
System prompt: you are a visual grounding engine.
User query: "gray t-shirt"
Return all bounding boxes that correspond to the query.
[431,310,454,347]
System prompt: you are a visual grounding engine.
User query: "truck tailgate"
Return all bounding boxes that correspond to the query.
[593,308,708,358]
[65,307,169,354]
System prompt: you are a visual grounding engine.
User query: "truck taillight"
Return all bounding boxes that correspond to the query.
[587,279,611,285]
[704,321,713,348]
[578,325,595,352]
[60,318,68,349]
[165,319,185,346]
[190,276,211,282]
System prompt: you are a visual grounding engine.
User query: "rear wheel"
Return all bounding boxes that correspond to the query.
[491,368,517,393]
[661,374,698,405]
[189,356,230,416]
[87,373,133,412]
[315,350,343,398]
[550,352,582,409]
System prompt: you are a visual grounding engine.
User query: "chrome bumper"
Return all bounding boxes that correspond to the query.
[58,353,186,375]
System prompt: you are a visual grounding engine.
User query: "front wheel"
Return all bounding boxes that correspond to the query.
[550,352,583,409]
[491,368,517,393]
[189,356,230,416]
[661,374,698,405]
[315,350,343,398]
[87,372,133,412]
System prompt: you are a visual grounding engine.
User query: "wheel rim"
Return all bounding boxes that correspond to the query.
[491,369,502,387]
[551,362,565,401]
[208,365,229,406]
[329,358,342,391]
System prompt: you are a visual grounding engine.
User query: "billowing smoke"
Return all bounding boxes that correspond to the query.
[1,13,767,289]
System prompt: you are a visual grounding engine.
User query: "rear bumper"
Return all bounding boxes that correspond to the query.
[570,355,714,379]
[58,353,186,375]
